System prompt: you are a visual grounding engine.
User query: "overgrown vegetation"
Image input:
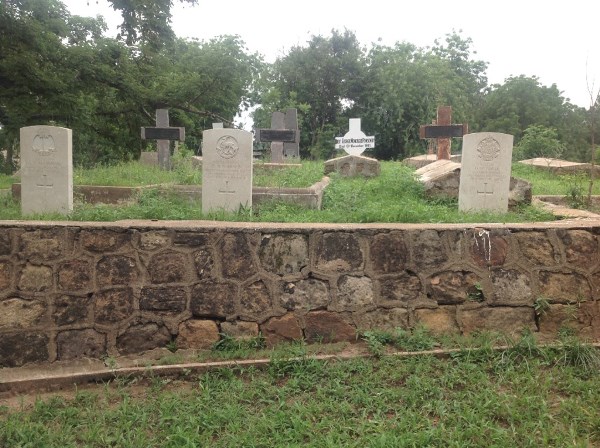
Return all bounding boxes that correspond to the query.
[0,161,562,223]
[1,332,599,447]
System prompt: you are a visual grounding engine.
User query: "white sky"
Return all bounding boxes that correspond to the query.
[67,0,599,109]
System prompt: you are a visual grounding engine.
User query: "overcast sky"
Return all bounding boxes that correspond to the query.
[67,0,599,109]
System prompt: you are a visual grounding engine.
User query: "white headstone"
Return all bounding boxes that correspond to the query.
[212,123,224,129]
[20,125,73,215]
[458,132,514,212]
[334,118,375,156]
[202,128,253,214]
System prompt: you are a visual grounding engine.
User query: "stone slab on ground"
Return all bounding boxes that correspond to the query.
[403,154,462,169]
[520,158,600,176]
[324,154,381,177]
[415,159,531,207]
[532,197,600,219]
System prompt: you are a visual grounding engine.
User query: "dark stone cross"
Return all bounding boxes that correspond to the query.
[255,108,299,162]
[141,109,185,170]
[419,106,468,160]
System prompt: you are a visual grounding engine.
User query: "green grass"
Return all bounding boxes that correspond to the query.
[6,159,600,223]
[0,173,13,190]
[2,334,599,447]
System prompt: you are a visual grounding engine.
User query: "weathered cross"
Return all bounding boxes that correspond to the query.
[255,109,299,163]
[141,108,185,170]
[419,106,468,160]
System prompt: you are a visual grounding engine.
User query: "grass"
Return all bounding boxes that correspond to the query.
[4,158,600,222]
[0,162,558,223]
[1,332,599,447]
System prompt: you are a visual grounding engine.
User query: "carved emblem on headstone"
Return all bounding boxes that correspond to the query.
[32,134,56,156]
[216,135,239,159]
[476,137,501,161]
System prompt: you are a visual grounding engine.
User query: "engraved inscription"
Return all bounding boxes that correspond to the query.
[36,174,54,189]
[216,136,239,159]
[32,134,56,156]
[477,137,500,161]
[477,183,493,195]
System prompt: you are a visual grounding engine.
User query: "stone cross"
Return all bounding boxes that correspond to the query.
[141,108,185,170]
[335,118,375,156]
[255,108,299,162]
[419,106,468,160]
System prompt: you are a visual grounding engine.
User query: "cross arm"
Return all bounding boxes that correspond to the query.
[141,127,185,141]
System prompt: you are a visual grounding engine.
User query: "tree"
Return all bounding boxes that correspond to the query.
[255,29,365,159]
[513,125,566,161]
[107,0,197,52]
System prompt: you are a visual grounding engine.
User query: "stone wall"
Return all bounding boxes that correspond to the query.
[0,220,599,367]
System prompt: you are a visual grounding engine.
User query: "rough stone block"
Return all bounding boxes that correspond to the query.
[0,232,11,255]
[173,232,212,247]
[139,231,171,251]
[369,232,407,274]
[96,255,139,287]
[191,280,236,318]
[18,264,53,292]
[140,286,187,313]
[378,272,423,305]
[116,321,172,355]
[220,321,259,339]
[148,251,189,284]
[304,311,356,343]
[414,307,459,335]
[558,230,599,270]
[354,308,409,332]
[80,230,131,252]
[515,231,559,266]
[429,271,481,305]
[193,249,214,279]
[177,320,219,349]
[0,332,49,367]
[411,230,448,270]
[19,230,65,261]
[58,260,92,291]
[239,280,273,321]
[94,287,134,324]
[0,298,46,329]
[460,306,536,335]
[537,302,599,340]
[219,234,257,280]
[333,275,374,311]
[315,232,363,272]
[0,261,12,290]
[57,329,106,360]
[280,278,330,311]
[261,313,303,346]
[53,295,89,326]
[259,234,309,276]
[490,269,533,306]
[538,271,593,302]
[470,231,508,268]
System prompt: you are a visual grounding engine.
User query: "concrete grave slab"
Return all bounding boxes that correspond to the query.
[519,158,600,176]
[324,154,380,177]
[20,125,72,215]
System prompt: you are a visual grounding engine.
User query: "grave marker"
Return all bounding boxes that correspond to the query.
[212,123,224,129]
[255,109,299,162]
[141,108,185,170]
[20,125,73,215]
[202,128,253,213]
[458,132,514,212]
[335,118,375,156]
[419,106,468,160]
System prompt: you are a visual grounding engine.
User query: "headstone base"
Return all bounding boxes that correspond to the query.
[324,155,380,177]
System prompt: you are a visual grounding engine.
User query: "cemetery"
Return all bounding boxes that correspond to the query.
[2,3,600,445]
[1,110,599,371]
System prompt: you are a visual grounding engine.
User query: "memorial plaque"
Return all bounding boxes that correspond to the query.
[20,125,73,215]
[458,132,514,212]
[141,127,185,141]
[202,128,253,213]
